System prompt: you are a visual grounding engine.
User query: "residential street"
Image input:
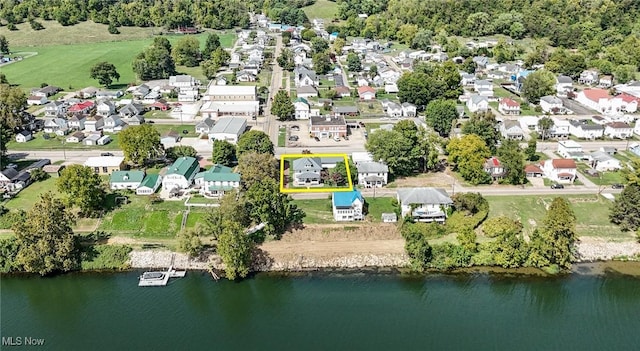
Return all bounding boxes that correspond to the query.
[262,34,285,145]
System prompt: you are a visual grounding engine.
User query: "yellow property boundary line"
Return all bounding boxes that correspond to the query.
[279,153,354,193]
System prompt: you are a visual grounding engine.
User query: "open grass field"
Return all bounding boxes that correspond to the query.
[293,196,397,224]
[303,0,338,21]
[485,194,630,240]
[2,30,235,89]
[3,176,58,211]
[153,124,198,138]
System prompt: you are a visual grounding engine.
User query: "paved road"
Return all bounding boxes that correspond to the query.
[264,34,285,145]
[537,140,632,152]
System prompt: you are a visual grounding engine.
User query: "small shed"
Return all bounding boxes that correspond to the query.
[382,213,398,223]
[43,164,65,176]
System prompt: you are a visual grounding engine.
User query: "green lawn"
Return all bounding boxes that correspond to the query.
[3,176,59,211]
[292,199,334,224]
[3,32,235,89]
[486,195,628,239]
[577,164,625,186]
[153,124,198,138]
[7,131,121,151]
[278,126,287,147]
[303,0,338,20]
[365,197,397,222]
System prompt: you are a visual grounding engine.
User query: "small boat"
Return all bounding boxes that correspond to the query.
[138,266,186,287]
[140,272,165,281]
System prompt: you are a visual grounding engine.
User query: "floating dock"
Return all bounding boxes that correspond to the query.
[138,266,186,287]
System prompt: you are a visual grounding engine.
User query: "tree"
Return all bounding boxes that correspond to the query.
[525,137,538,161]
[311,37,329,54]
[203,194,251,240]
[365,130,418,177]
[29,168,50,182]
[346,52,362,72]
[172,36,201,67]
[57,165,106,216]
[312,53,332,75]
[610,184,640,231]
[0,72,7,84]
[165,145,197,162]
[411,29,433,50]
[0,236,20,273]
[537,117,554,141]
[0,84,27,128]
[202,33,221,60]
[446,134,491,185]
[425,99,458,137]
[13,192,78,276]
[393,119,419,145]
[416,127,441,173]
[276,48,295,71]
[613,65,637,84]
[236,152,279,190]
[462,111,499,152]
[0,35,9,54]
[118,124,163,165]
[490,228,526,268]
[90,61,120,88]
[497,139,526,185]
[201,59,221,79]
[245,178,305,239]
[522,69,555,104]
[211,140,236,167]
[236,130,274,157]
[272,90,295,121]
[527,197,577,269]
[397,62,461,108]
[177,229,203,257]
[132,37,176,80]
[482,216,523,238]
[334,159,356,184]
[401,222,435,271]
[217,220,253,280]
[332,37,346,54]
[211,47,231,67]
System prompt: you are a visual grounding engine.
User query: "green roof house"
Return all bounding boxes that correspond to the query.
[136,174,162,195]
[194,164,241,197]
[162,157,200,190]
[110,170,145,190]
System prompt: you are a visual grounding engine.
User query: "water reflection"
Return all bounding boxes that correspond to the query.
[525,276,570,315]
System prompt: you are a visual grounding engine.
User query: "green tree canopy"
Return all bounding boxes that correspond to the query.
[165,145,197,162]
[365,129,418,177]
[522,69,555,104]
[172,36,201,67]
[0,35,9,54]
[132,37,176,80]
[446,135,491,185]
[57,165,106,216]
[89,61,120,88]
[462,111,499,153]
[245,178,305,239]
[211,139,236,167]
[497,139,526,185]
[0,84,27,128]
[527,197,577,269]
[217,220,254,280]
[236,152,279,190]
[272,90,295,121]
[425,99,458,137]
[13,192,78,276]
[118,124,163,165]
[346,52,362,72]
[312,53,332,75]
[202,33,221,60]
[236,130,274,157]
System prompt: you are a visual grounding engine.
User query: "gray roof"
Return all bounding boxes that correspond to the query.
[292,157,322,172]
[196,118,215,129]
[311,115,347,126]
[540,95,562,104]
[297,85,318,94]
[569,120,603,130]
[470,95,488,104]
[1,168,19,180]
[503,120,522,131]
[333,106,359,113]
[397,187,453,205]
[210,117,246,134]
[557,75,573,84]
[591,150,615,162]
[357,161,389,173]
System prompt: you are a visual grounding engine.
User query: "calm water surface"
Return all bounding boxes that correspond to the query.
[2,270,640,350]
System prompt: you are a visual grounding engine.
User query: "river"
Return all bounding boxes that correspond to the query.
[2,267,640,350]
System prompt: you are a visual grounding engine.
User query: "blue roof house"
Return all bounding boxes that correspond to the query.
[332,190,364,221]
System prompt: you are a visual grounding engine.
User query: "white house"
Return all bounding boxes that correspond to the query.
[568,120,604,140]
[550,117,571,139]
[542,159,577,183]
[397,188,453,223]
[461,73,476,86]
[169,75,197,89]
[357,161,389,188]
[67,115,86,130]
[208,117,247,144]
[604,122,633,139]
[576,89,639,114]
[15,130,32,143]
[540,95,563,113]
[136,174,162,195]
[162,157,200,190]
[84,116,104,132]
[44,101,67,117]
[401,102,417,117]
[557,140,583,158]
[590,151,621,171]
[466,95,489,113]
[193,164,241,198]
[44,118,68,134]
[555,75,573,97]
[386,102,402,118]
[634,121,640,137]
[292,157,323,186]
[599,75,613,88]
[578,70,599,85]
[498,98,520,115]
[357,86,376,100]
[195,118,215,134]
[103,115,125,133]
[484,156,505,180]
[500,120,524,140]
[109,170,145,190]
[294,67,318,87]
[474,79,493,93]
[294,97,311,119]
[332,190,364,221]
[27,95,48,106]
[96,100,116,116]
[65,131,85,143]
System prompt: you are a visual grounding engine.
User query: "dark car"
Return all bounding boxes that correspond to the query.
[314,137,320,142]
[551,183,564,189]
[288,136,299,141]
[101,152,114,156]
[612,183,625,189]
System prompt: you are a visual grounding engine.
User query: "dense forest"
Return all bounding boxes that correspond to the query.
[0,0,253,29]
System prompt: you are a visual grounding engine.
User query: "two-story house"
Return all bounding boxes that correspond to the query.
[162,157,200,190]
[44,101,67,117]
[542,159,577,183]
[500,120,524,140]
[557,140,583,158]
[357,161,389,188]
[604,122,633,139]
[309,116,347,139]
[294,67,318,87]
[397,188,453,223]
[484,156,505,180]
[292,157,323,186]
[568,120,604,140]
[498,98,520,115]
[96,100,116,116]
[401,102,417,117]
[194,164,241,198]
[294,97,311,120]
[332,190,364,221]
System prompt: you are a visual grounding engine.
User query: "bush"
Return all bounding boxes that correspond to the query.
[108,23,120,34]
[0,237,20,273]
[80,245,132,270]
[29,168,50,182]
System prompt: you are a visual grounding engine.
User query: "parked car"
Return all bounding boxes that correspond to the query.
[612,183,625,189]
[333,136,340,142]
[550,183,564,189]
[101,152,114,156]
[314,137,320,142]
[344,135,349,140]
[288,136,299,141]
[291,125,300,131]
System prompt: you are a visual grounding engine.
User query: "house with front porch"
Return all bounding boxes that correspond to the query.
[66,131,85,143]
[590,151,622,171]
[67,115,86,130]
[500,120,524,140]
[386,102,402,118]
[84,115,104,132]
[484,156,505,180]
[195,118,215,134]
[194,164,241,197]
[401,102,417,117]
[357,86,376,100]
[498,98,520,115]
[96,100,116,116]
[542,159,577,183]
[44,118,68,135]
[397,187,453,223]
[557,140,583,158]
[162,156,200,190]
[466,95,489,113]
[294,97,311,120]
[604,122,633,139]
[357,161,389,188]
[568,120,604,140]
[103,115,126,133]
[44,101,67,117]
[136,174,162,195]
[110,170,145,190]
[332,190,365,221]
[578,70,599,85]
[540,95,564,113]
[292,157,323,186]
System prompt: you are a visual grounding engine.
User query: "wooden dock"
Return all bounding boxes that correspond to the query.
[138,266,186,287]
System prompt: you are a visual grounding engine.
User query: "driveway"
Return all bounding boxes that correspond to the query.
[560,97,597,115]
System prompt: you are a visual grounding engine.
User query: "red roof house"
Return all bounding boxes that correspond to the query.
[68,101,95,114]
[357,86,377,100]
